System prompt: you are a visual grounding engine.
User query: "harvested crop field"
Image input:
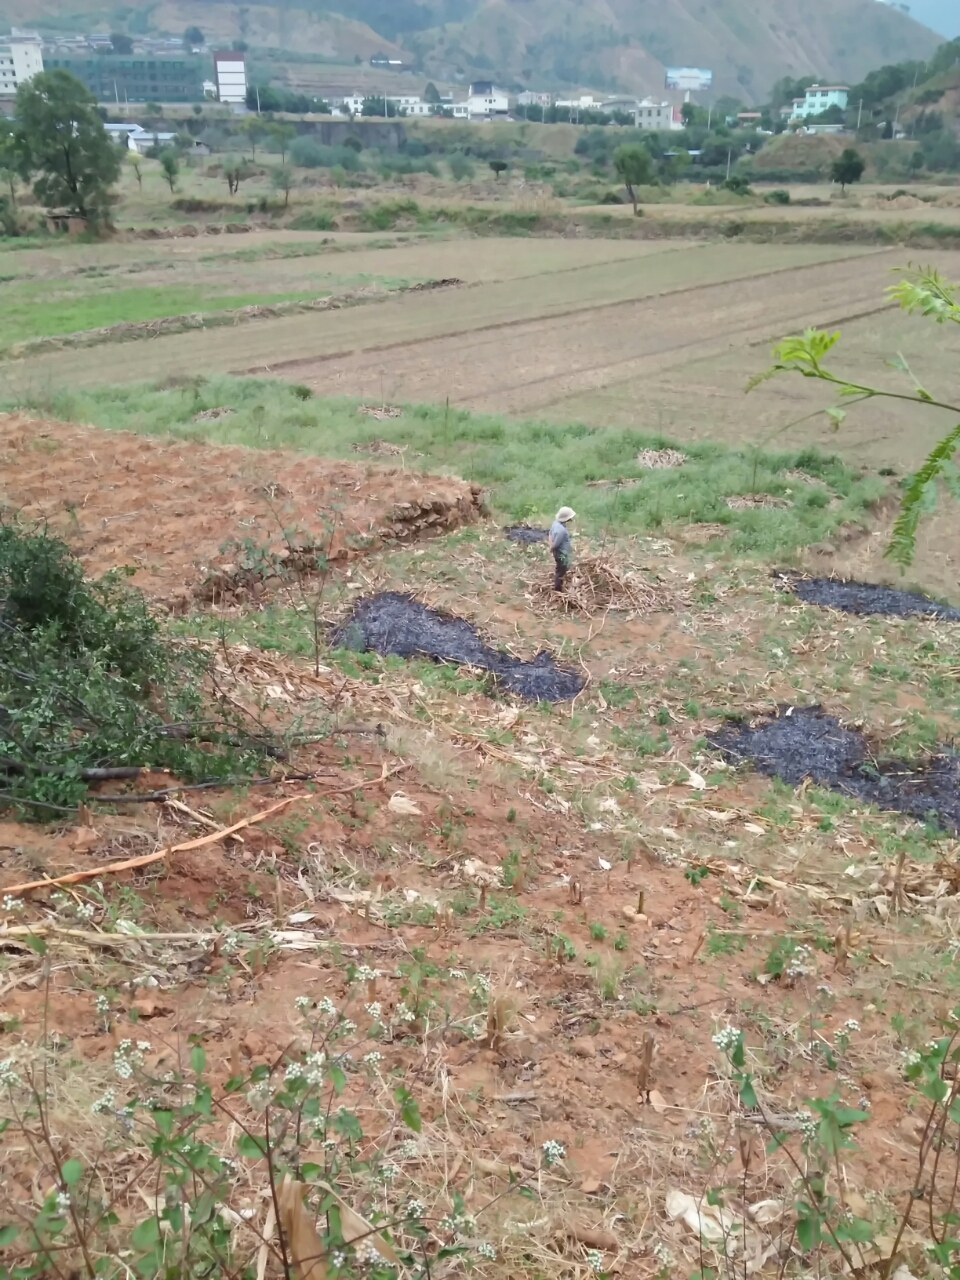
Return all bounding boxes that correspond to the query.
[0,412,482,606]
[4,222,960,1279]
[10,239,955,482]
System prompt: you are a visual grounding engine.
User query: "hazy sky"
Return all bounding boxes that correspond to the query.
[908,0,959,38]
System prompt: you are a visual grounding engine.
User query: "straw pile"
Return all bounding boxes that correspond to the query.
[531,555,677,617]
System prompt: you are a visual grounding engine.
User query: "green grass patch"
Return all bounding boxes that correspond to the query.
[0,284,328,346]
[7,376,885,554]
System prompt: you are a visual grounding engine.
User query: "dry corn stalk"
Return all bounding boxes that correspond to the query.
[638,1031,655,1097]
[533,556,678,618]
[277,1175,327,1280]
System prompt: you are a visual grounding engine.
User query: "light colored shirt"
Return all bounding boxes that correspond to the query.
[549,520,572,561]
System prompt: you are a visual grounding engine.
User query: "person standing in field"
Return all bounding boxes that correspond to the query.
[549,506,575,592]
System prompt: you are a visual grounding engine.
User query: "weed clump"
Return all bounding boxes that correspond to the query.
[0,520,271,814]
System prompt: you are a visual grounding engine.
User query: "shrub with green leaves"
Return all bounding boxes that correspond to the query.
[0,521,270,813]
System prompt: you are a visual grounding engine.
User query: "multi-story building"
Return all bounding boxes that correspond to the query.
[790,84,849,120]
[0,29,43,97]
[213,50,246,104]
[466,80,509,119]
[43,53,203,102]
[633,98,683,130]
[517,90,552,108]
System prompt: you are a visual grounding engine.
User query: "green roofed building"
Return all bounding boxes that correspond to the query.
[43,55,204,103]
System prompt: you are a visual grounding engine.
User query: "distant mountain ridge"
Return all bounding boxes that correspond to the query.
[0,0,943,102]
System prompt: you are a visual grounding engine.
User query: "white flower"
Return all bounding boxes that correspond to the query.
[363,1051,382,1068]
[379,1161,400,1182]
[541,1139,565,1167]
[246,1081,273,1111]
[785,943,814,979]
[356,1242,381,1264]
[91,1089,117,1115]
[797,1110,819,1143]
[471,974,491,996]
[405,1199,425,1219]
[75,902,96,921]
[1,895,23,912]
[397,1139,419,1160]
[330,1250,346,1268]
[356,965,381,982]
[365,1002,382,1021]
[332,1018,357,1038]
[284,1061,306,1084]
[711,1026,741,1054]
[901,1048,922,1069]
[0,1058,21,1088]
[652,1239,673,1266]
[294,995,313,1013]
[585,1248,604,1273]
[842,1019,860,1033]
[476,1240,496,1260]
[113,1039,145,1080]
[317,997,337,1018]
[395,1002,416,1024]
[221,932,240,955]
[448,968,466,980]
[94,994,110,1017]
[303,1052,324,1086]
[55,1192,71,1215]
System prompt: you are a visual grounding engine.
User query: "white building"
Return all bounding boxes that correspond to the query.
[517,90,551,107]
[790,84,849,120]
[634,98,683,130]
[104,122,146,149]
[0,29,43,97]
[130,129,178,154]
[213,50,246,105]
[466,80,508,119]
[555,94,604,111]
[405,100,435,116]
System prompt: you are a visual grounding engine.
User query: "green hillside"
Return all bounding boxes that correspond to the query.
[0,0,942,101]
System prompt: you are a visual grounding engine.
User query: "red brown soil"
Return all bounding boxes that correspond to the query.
[0,743,923,1229]
[0,413,482,607]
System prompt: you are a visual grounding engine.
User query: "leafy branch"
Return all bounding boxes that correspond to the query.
[749,265,960,568]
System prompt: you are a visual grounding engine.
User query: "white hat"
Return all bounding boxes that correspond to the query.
[555,506,576,524]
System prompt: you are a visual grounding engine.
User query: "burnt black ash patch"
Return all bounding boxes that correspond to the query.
[505,525,549,544]
[331,591,584,702]
[710,705,960,833]
[777,573,960,621]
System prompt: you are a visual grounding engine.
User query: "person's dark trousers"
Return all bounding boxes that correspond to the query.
[553,550,570,591]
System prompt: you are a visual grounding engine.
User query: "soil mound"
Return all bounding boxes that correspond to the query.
[331,591,584,701]
[780,573,960,620]
[710,705,960,832]
[0,414,482,608]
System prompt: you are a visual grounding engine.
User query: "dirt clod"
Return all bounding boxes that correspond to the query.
[331,591,585,702]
